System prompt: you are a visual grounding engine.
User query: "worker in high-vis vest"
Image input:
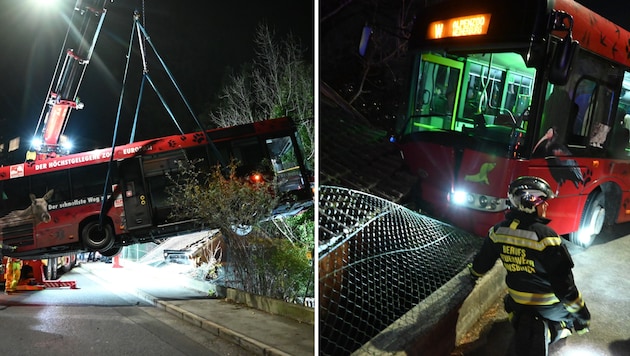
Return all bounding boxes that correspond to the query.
[468,176,591,353]
[5,257,22,293]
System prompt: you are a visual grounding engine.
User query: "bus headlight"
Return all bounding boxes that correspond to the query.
[450,189,507,212]
[451,190,468,205]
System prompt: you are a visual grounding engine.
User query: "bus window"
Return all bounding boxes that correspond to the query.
[542,50,625,153]
[146,174,172,222]
[143,150,187,178]
[618,71,630,147]
[185,145,223,168]
[69,164,111,198]
[266,136,305,192]
[584,85,616,149]
[1,177,34,213]
[466,60,506,117]
[461,53,534,129]
[0,189,7,213]
[539,82,578,152]
[505,74,532,118]
[231,137,267,175]
[546,75,625,156]
[405,51,534,145]
[572,79,596,137]
[31,171,69,204]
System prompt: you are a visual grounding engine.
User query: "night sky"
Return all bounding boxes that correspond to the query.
[0,0,313,152]
[576,1,630,30]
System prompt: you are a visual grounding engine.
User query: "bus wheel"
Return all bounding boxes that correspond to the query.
[100,246,122,257]
[81,222,115,251]
[569,191,605,248]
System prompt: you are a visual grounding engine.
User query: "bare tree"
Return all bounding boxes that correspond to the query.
[320,0,421,128]
[207,24,314,166]
[210,72,256,127]
[210,24,313,123]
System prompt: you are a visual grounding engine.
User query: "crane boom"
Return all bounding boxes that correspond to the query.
[28,0,110,161]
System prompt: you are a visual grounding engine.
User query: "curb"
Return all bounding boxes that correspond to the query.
[156,300,291,356]
[455,260,507,345]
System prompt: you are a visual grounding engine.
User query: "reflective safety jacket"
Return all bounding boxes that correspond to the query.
[470,210,582,307]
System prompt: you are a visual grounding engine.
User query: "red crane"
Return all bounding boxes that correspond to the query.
[27,0,111,161]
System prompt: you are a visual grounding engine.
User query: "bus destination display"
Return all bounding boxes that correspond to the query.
[427,14,491,39]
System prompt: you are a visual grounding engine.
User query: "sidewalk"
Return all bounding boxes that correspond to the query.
[80,259,315,356]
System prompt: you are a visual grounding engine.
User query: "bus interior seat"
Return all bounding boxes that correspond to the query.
[472,113,486,128]
[432,95,448,114]
[494,113,515,126]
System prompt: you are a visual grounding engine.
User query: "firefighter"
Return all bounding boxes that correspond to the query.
[1,243,18,293]
[468,176,591,353]
[5,257,22,293]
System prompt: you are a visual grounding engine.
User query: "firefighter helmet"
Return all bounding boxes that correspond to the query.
[508,176,555,214]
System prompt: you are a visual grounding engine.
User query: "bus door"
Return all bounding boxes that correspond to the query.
[141,150,188,224]
[408,53,463,131]
[118,157,153,230]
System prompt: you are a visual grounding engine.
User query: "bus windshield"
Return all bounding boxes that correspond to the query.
[404,51,535,146]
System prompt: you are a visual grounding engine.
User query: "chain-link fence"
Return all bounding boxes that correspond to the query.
[318,186,484,355]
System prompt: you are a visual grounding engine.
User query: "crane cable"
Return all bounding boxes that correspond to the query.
[99,0,227,226]
[99,5,140,227]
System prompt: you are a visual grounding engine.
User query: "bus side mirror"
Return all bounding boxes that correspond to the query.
[549,34,578,85]
[548,10,578,86]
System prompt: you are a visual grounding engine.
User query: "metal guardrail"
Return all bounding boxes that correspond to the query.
[318,186,483,355]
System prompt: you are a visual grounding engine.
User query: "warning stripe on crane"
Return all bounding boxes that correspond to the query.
[43,280,78,289]
[13,284,45,292]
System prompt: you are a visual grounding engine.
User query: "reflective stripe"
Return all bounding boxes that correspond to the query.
[469,266,484,278]
[508,288,560,305]
[564,292,585,313]
[490,227,562,251]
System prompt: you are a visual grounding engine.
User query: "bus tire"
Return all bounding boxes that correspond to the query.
[569,191,605,248]
[81,221,115,251]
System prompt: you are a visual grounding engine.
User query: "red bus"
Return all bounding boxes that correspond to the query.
[0,117,311,259]
[395,0,630,247]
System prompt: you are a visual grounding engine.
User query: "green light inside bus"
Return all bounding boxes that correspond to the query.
[404,51,534,146]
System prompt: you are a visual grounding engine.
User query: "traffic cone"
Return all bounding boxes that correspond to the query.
[112,255,123,268]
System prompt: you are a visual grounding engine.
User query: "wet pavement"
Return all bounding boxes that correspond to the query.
[81,259,315,356]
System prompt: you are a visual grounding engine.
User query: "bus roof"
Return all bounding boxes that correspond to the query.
[555,0,630,67]
[0,117,296,179]
[410,0,630,68]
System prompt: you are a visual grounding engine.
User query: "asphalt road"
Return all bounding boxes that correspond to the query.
[0,263,251,356]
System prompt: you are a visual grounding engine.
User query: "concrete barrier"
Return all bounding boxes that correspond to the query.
[226,287,315,325]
